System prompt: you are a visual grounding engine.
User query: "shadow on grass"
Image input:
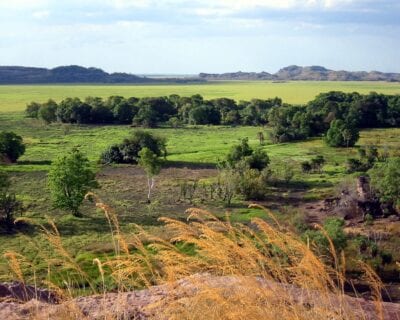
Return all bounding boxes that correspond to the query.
[18,160,52,165]
[269,179,334,190]
[163,160,216,170]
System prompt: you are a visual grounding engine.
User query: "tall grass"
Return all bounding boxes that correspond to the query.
[4,195,386,319]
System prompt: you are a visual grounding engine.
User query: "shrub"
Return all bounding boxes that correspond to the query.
[369,157,400,206]
[25,102,41,118]
[226,138,269,171]
[246,148,270,171]
[303,217,347,255]
[101,131,167,164]
[310,155,325,173]
[234,167,267,200]
[100,145,123,164]
[0,171,22,231]
[0,131,26,163]
[301,161,312,173]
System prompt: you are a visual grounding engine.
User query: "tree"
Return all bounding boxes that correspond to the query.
[134,105,158,128]
[0,171,22,231]
[247,148,270,171]
[225,138,269,171]
[38,99,58,124]
[189,105,221,125]
[0,131,26,163]
[138,147,161,203]
[25,102,41,118]
[100,131,167,164]
[0,192,23,231]
[257,132,265,145]
[369,158,400,207]
[226,138,253,166]
[325,120,359,147]
[48,149,98,216]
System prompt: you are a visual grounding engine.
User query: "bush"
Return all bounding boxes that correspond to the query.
[301,161,312,173]
[303,217,347,255]
[235,167,266,200]
[225,138,269,171]
[246,148,270,171]
[100,145,124,164]
[0,131,26,163]
[369,157,400,206]
[101,131,167,164]
[0,171,22,231]
[25,102,41,118]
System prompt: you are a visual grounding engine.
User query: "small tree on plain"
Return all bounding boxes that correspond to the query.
[0,171,23,231]
[138,147,161,203]
[0,131,26,163]
[48,149,98,216]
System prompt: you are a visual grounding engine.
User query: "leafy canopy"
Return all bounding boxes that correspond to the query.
[369,158,400,206]
[48,149,98,216]
[0,131,26,163]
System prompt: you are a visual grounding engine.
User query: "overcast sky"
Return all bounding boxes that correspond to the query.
[0,0,399,74]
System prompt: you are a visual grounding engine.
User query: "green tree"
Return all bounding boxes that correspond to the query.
[226,138,253,166]
[38,99,58,124]
[0,131,26,163]
[325,120,359,147]
[48,149,98,216]
[138,147,161,203]
[369,158,400,207]
[0,171,22,231]
[25,102,41,118]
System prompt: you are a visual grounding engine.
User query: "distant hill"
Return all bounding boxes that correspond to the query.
[199,65,400,82]
[0,66,202,84]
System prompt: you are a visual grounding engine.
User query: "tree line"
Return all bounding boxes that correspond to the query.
[26,92,400,146]
[25,95,283,126]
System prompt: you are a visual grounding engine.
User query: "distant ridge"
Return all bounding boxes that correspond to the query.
[199,65,400,82]
[0,65,202,84]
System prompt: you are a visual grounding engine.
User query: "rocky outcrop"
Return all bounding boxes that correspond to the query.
[1,275,399,320]
[326,177,398,221]
[199,66,400,82]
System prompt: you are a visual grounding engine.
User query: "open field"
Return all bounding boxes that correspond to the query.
[1,109,400,283]
[1,81,400,112]
[1,84,400,299]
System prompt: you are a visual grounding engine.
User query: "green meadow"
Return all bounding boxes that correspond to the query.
[1,82,400,283]
[1,81,400,112]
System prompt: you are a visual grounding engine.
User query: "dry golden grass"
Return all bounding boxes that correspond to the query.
[3,195,389,320]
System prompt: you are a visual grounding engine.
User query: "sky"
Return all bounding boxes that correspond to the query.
[0,0,399,74]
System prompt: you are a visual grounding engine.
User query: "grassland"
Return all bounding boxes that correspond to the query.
[1,82,400,287]
[1,81,400,112]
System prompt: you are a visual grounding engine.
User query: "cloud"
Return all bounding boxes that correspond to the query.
[32,10,50,19]
[0,0,48,9]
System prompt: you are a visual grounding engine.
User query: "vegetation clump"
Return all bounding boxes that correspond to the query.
[0,171,23,231]
[101,130,166,164]
[48,149,98,216]
[0,131,25,163]
[369,157,400,207]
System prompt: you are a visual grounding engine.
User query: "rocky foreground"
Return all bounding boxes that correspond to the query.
[1,275,400,320]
